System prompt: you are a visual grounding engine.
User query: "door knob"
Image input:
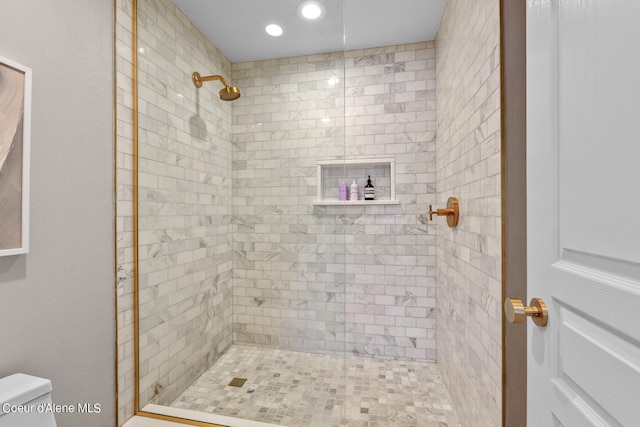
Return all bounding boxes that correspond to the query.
[504,297,548,327]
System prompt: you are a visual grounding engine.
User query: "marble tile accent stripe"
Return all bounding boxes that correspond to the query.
[171,345,460,427]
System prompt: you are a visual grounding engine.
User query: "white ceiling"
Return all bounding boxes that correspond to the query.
[172,0,448,62]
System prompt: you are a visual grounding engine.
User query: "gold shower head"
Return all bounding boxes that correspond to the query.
[219,85,241,101]
[192,71,241,101]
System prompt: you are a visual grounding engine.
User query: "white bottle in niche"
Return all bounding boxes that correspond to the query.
[364,175,375,200]
[350,180,358,200]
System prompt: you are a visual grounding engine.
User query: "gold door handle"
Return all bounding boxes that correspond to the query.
[428,197,459,227]
[504,298,548,327]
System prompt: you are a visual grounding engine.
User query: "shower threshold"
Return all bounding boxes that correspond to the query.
[141,403,281,427]
[147,344,460,427]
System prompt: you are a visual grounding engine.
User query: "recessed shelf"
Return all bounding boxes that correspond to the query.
[314,158,398,206]
[312,199,400,206]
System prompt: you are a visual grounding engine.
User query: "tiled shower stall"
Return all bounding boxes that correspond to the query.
[116,0,502,426]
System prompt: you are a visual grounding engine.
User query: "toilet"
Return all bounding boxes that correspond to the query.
[0,374,57,427]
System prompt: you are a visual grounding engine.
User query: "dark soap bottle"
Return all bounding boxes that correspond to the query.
[364,175,375,200]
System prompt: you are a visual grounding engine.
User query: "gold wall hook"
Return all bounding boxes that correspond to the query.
[428,197,459,227]
[504,297,548,327]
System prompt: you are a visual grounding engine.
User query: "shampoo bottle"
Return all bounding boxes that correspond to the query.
[350,180,359,201]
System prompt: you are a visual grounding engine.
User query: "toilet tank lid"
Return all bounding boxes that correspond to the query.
[0,374,52,408]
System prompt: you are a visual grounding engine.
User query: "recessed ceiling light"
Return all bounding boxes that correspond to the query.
[265,24,284,37]
[297,1,326,21]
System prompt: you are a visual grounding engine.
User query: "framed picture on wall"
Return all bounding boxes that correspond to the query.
[0,55,31,256]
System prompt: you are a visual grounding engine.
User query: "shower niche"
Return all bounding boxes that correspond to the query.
[314,158,399,205]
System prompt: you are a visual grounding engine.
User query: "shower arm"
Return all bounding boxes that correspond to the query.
[192,72,229,89]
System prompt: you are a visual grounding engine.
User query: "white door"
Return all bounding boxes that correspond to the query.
[526,0,640,426]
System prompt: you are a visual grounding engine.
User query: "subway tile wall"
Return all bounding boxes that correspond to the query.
[435,0,503,426]
[343,43,438,361]
[115,0,135,422]
[231,41,438,360]
[135,0,234,408]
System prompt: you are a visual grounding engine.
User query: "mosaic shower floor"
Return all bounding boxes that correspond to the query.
[171,345,460,427]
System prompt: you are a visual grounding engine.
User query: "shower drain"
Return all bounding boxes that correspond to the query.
[228,377,247,387]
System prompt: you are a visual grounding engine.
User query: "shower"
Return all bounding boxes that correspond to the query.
[191,71,241,101]
[127,0,503,426]
[134,2,451,426]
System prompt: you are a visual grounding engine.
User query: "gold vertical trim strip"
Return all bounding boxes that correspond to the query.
[132,0,140,416]
[500,1,506,424]
[113,0,119,424]
[500,0,507,417]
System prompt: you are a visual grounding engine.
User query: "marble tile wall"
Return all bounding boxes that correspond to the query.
[435,1,503,426]
[231,41,438,360]
[134,0,234,408]
[115,0,135,422]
